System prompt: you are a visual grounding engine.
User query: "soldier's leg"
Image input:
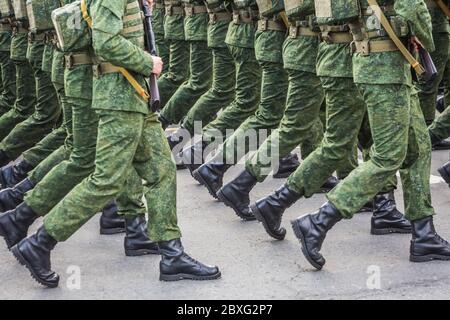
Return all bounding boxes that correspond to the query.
[157,40,190,109]
[0,59,36,140]
[429,106,450,142]
[160,41,212,125]
[156,34,169,75]
[181,46,236,135]
[326,84,411,218]
[202,45,262,141]
[0,43,60,165]
[417,33,449,124]
[0,51,16,116]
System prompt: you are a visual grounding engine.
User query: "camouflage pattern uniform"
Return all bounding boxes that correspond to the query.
[0,29,36,139]
[0,11,60,162]
[43,0,181,242]
[180,0,235,135]
[417,0,449,124]
[0,21,16,116]
[429,106,450,141]
[201,0,261,143]
[153,0,170,74]
[159,0,213,125]
[326,0,435,221]
[157,0,190,108]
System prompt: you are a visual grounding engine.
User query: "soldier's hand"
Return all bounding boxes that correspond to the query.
[151,56,163,76]
[410,36,423,52]
[147,0,154,9]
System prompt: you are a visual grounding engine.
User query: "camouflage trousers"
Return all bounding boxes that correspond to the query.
[417,32,449,123]
[157,40,190,109]
[0,47,60,161]
[286,77,398,198]
[0,59,36,140]
[43,111,181,242]
[155,33,170,75]
[429,107,450,141]
[182,46,236,135]
[159,40,212,124]
[23,80,72,170]
[0,51,16,116]
[202,45,261,142]
[327,85,434,221]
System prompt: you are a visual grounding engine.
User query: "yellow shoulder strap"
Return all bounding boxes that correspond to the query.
[367,0,425,76]
[80,0,150,102]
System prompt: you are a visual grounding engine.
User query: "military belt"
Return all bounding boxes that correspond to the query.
[353,39,399,55]
[257,19,286,32]
[289,25,319,38]
[321,31,353,44]
[28,32,46,43]
[0,24,12,32]
[165,5,184,16]
[361,5,395,16]
[184,5,207,16]
[232,9,259,24]
[93,62,122,78]
[13,26,29,34]
[154,3,165,9]
[65,53,93,69]
[208,11,232,24]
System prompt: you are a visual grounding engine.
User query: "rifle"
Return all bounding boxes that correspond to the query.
[140,0,161,112]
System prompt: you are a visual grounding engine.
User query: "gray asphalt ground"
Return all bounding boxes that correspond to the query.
[0,148,449,300]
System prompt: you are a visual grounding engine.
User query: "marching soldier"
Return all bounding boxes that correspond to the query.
[0,14,15,117]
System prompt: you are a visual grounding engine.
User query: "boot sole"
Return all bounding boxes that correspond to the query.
[273,172,292,179]
[160,271,221,281]
[192,170,219,200]
[371,227,412,235]
[433,145,450,151]
[291,220,323,271]
[438,166,450,185]
[11,245,59,288]
[100,227,125,235]
[217,190,255,221]
[410,254,450,262]
[125,248,160,257]
[0,223,14,249]
[250,204,285,240]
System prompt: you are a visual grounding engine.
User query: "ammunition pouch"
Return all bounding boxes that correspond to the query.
[232,8,259,25]
[64,52,93,69]
[320,25,353,44]
[257,18,286,32]
[289,20,319,38]
[184,4,207,17]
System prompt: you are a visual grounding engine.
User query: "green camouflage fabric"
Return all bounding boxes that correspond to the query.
[0,40,60,160]
[0,34,35,139]
[246,33,324,181]
[184,1,208,41]
[0,30,12,51]
[159,40,212,124]
[215,29,287,164]
[43,0,180,243]
[327,87,434,221]
[164,2,185,40]
[26,0,61,33]
[0,50,16,116]
[42,44,54,73]
[180,17,234,134]
[202,45,261,142]
[153,2,169,74]
[429,107,450,141]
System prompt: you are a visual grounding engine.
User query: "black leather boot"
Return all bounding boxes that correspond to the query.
[410,216,450,262]
[250,184,301,240]
[273,153,300,179]
[0,178,34,212]
[0,150,10,167]
[217,170,257,221]
[192,161,231,199]
[0,202,38,249]
[182,141,207,178]
[430,125,450,151]
[99,201,125,235]
[124,215,159,256]
[436,94,445,113]
[11,226,59,288]
[318,176,339,193]
[167,132,187,170]
[359,200,375,213]
[0,159,34,189]
[158,238,221,281]
[371,191,411,235]
[291,202,342,270]
[438,161,450,185]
